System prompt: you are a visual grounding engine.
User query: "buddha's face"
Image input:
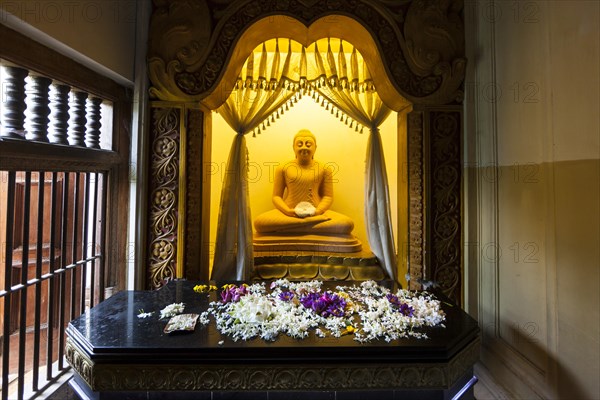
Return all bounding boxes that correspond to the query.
[293,135,316,163]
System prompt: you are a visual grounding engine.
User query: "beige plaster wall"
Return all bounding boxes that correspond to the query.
[465,0,599,398]
[0,0,137,83]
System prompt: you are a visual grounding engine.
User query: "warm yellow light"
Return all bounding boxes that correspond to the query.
[209,97,398,267]
[240,38,370,83]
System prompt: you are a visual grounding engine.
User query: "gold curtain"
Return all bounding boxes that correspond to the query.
[311,40,391,131]
[310,40,397,280]
[212,38,398,281]
[212,40,301,280]
[217,40,301,137]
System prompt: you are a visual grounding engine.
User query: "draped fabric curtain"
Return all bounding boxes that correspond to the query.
[311,40,397,280]
[211,41,299,280]
[210,134,253,281]
[212,38,398,281]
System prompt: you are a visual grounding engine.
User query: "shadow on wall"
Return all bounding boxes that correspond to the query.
[501,323,589,399]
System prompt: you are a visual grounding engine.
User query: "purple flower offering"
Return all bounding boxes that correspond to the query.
[300,291,347,318]
[398,303,415,317]
[386,293,400,306]
[279,291,295,302]
[386,293,414,316]
[220,285,248,303]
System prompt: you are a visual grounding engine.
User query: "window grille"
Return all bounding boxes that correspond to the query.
[0,35,129,400]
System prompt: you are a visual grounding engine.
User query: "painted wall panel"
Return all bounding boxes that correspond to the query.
[465,0,599,398]
[0,0,137,83]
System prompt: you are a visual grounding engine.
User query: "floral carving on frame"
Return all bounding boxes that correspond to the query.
[145,0,466,301]
[148,107,180,288]
[148,0,466,105]
[429,110,461,302]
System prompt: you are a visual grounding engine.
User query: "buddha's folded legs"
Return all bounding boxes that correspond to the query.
[254,209,354,234]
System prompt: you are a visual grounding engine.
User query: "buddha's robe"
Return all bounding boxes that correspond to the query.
[254,160,354,234]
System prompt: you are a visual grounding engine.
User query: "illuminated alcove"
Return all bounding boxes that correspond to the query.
[147,3,465,300]
[207,38,409,282]
[209,92,400,256]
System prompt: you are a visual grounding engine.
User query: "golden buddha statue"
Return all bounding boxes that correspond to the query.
[253,129,361,253]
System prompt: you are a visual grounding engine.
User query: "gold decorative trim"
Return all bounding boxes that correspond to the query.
[183,108,205,280]
[148,0,466,106]
[176,107,187,279]
[254,265,386,281]
[429,110,462,303]
[65,338,94,386]
[148,107,180,288]
[407,111,425,290]
[66,336,480,392]
[144,1,466,297]
[253,252,385,281]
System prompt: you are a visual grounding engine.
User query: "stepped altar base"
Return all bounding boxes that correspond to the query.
[253,232,363,253]
[253,249,386,281]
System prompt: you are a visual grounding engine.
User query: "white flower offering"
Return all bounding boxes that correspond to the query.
[159,302,186,319]
[197,280,446,343]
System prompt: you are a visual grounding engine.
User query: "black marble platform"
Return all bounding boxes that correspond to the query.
[66,280,480,400]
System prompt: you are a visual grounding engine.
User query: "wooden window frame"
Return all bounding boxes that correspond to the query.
[0,23,132,292]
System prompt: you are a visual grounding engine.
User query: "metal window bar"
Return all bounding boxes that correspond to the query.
[98,172,107,303]
[56,172,69,373]
[0,60,117,400]
[80,174,90,314]
[89,173,98,308]
[45,172,58,383]
[2,172,17,400]
[17,172,32,400]
[0,171,108,399]
[32,171,45,391]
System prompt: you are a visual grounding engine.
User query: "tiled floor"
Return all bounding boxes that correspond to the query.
[1,326,62,396]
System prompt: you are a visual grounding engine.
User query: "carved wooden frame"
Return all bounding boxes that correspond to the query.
[66,336,480,391]
[145,0,465,303]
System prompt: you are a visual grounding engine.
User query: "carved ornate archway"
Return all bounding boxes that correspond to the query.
[145,0,465,303]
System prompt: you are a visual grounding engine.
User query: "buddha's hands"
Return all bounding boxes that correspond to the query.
[273,196,297,217]
[314,195,332,216]
[282,208,297,217]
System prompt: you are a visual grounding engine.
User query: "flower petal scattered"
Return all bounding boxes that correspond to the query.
[137,309,154,319]
[159,302,185,319]
[192,280,445,342]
